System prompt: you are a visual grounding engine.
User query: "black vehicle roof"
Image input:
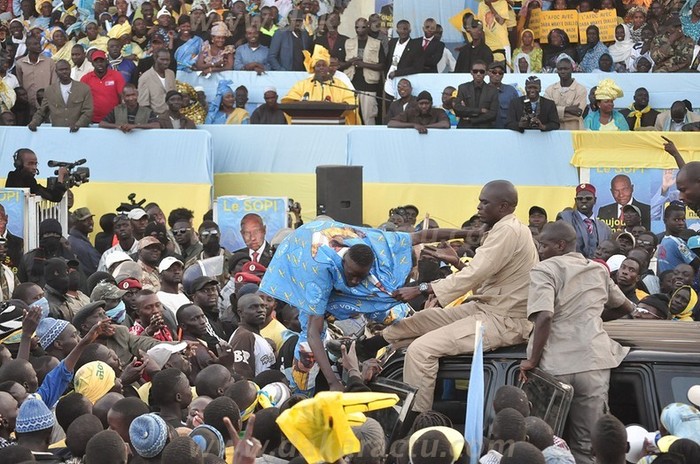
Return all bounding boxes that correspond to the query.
[432,320,700,365]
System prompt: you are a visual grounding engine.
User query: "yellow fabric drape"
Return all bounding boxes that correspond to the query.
[570,132,700,168]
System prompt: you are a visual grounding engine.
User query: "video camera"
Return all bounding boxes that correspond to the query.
[46,159,90,189]
[117,193,147,212]
[522,100,541,129]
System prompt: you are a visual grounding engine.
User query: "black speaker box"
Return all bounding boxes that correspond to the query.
[316,165,363,225]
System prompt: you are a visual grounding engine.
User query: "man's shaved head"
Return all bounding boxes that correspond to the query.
[483,180,518,207]
[540,221,577,244]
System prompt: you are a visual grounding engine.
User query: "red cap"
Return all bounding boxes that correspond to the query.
[241,261,267,276]
[117,278,142,290]
[91,50,107,61]
[234,272,262,284]
[576,183,596,195]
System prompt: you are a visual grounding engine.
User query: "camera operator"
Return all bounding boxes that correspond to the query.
[506,76,560,133]
[5,148,68,202]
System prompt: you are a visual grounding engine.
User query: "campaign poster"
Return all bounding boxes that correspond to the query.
[375,0,393,32]
[0,188,25,238]
[588,167,698,235]
[214,196,288,252]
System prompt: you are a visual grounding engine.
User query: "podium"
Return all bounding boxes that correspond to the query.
[279,102,357,125]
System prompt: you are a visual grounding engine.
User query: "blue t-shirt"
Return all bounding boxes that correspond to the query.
[658,235,697,273]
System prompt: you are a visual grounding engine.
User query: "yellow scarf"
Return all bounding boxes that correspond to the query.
[627,103,651,130]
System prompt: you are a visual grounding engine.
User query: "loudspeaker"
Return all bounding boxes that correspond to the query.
[316,165,363,225]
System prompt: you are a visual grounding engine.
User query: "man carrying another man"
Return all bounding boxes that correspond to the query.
[362,180,538,413]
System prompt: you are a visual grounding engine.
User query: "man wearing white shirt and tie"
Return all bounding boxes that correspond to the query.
[235,213,273,267]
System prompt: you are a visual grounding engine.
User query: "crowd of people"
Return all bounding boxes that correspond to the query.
[0,144,697,463]
[0,0,699,464]
[0,0,695,128]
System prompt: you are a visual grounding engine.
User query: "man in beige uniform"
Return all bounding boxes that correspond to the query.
[543,58,587,130]
[519,221,634,464]
[385,180,538,412]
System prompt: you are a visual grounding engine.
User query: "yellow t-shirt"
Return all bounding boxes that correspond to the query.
[260,318,287,354]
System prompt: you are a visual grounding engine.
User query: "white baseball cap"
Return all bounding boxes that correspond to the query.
[158,256,184,273]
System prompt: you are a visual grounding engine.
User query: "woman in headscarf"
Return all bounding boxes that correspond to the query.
[77,19,108,52]
[8,19,27,61]
[516,0,541,46]
[512,29,542,72]
[669,285,696,321]
[584,79,629,131]
[174,15,203,71]
[46,27,75,63]
[542,28,576,71]
[33,0,51,30]
[626,6,649,42]
[609,24,638,71]
[513,52,532,73]
[634,53,655,71]
[660,403,700,443]
[177,80,206,124]
[205,79,248,124]
[195,21,233,75]
[577,25,610,72]
[681,0,700,42]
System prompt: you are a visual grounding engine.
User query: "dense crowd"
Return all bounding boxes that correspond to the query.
[0,0,696,129]
[0,143,697,463]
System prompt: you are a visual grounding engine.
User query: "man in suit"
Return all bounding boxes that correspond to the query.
[384,20,423,97]
[28,59,93,131]
[597,174,652,231]
[0,204,23,273]
[454,20,493,73]
[315,11,348,62]
[234,213,273,267]
[558,184,611,259]
[506,76,560,133]
[453,60,499,128]
[654,100,700,131]
[269,10,313,71]
[158,91,196,129]
[137,49,176,115]
[419,18,445,73]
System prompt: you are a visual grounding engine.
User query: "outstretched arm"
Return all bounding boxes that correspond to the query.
[410,228,470,245]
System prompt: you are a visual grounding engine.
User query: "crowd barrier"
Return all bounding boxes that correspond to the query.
[177,70,700,111]
[0,126,697,231]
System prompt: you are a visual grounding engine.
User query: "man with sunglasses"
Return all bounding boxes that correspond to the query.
[171,218,202,266]
[453,60,499,129]
[486,61,517,129]
[557,184,611,259]
[185,221,232,287]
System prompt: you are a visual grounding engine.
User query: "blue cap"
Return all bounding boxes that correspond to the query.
[16,396,55,433]
[129,413,169,458]
[36,317,69,350]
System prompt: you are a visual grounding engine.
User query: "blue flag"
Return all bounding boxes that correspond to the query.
[464,321,484,463]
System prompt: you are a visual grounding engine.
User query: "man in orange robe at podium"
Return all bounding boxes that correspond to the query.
[283,45,359,125]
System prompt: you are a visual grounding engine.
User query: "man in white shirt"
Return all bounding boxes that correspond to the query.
[70,44,94,82]
[156,257,191,316]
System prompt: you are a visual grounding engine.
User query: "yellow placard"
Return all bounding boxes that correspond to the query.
[539,10,579,43]
[524,8,542,39]
[578,10,617,43]
[449,7,475,32]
